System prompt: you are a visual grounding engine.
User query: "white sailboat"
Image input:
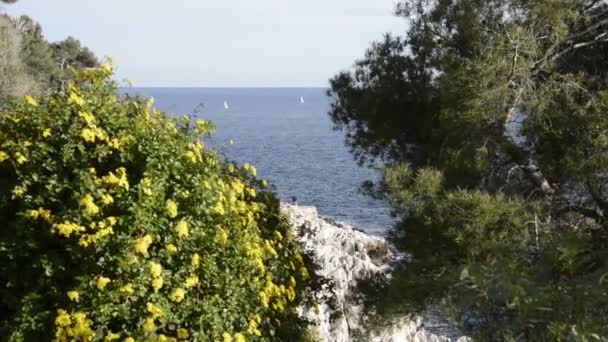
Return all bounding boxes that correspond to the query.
[300,96,305,104]
[224,100,229,110]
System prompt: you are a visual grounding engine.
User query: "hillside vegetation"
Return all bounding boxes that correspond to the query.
[0,12,97,101]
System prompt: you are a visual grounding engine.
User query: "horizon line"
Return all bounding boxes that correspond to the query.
[123,85,331,89]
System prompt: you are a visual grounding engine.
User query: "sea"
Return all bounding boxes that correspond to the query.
[124,87,395,234]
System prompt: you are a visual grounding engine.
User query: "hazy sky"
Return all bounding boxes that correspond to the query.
[4,0,405,87]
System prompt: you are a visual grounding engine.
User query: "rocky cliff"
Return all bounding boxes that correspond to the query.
[281,204,469,342]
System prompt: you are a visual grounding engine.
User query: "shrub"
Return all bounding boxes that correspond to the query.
[0,63,309,341]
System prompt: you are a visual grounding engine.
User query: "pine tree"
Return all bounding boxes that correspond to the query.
[330,0,608,339]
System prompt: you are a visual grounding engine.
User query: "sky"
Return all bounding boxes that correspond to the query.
[3,0,405,87]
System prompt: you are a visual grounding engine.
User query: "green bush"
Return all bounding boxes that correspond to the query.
[0,63,309,341]
[378,164,608,340]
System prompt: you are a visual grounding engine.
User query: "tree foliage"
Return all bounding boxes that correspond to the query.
[51,36,98,71]
[330,0,608,339]
[0,14,98,99]
[0,15,36,101]
[0,64,310,341]
[13,15,61,89]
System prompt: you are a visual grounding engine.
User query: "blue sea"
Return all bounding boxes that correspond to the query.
[124,88,395,234]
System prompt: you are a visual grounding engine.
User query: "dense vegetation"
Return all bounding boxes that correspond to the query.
[0,64,310,341]
[329,0,608,340]
[0,3,315,341]
[0,8,97,101]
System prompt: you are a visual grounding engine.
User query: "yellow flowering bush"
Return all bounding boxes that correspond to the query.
[0,64,309,341]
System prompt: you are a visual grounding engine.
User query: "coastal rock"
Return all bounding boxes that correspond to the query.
[281,203,468,342]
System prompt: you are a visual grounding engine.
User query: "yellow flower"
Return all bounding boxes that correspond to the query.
[170,288,186,302]
[71,312,94,340]
[213,202,225,215]
[0,151,8,163]
[55,309,71,327]
[184,150,197,163]
[177,328,189,339]
[78,111,96,126]
[222,332,232,342]
[243,163,257,177]
[175,219,189,238]
[247,319,262,336]
[43,128,52,138]
[12,186,25,198]
[166,199,178,218]
[105,331,121,341]
[166,121,176,132]
[184,275,199,289]
[261,179,268,187]
[100,63,112,74]
[162,335,179,342]
[15,152,27,165]
[120,283,135,295]
[79,194,100,216]
[259,291,269,308]
[97,276,111,289]
[99,167,130,191]
[191,253,200,268]
[179,115,189,125]
[141,177,153,196]
[53,221,86,238]
[218,228,229,247]
[149,261,162,278]
[81,128,96,142]
[196,119,208,132]
[166,244,178,254]
[134,234,153,255]
[93,126,108,141]
[151,277,164,292]
[69,92,85,107]
[142,317,156,332]
[157,335,171,342]
[101,194,114,205]
[146,302,164,319]
[78,225,115,247]
[124,338,135,342]
[108,138,121,149]
[25,95,38,106]
[67,290,80,302]
[234,333,246,342]
[29,207,53,222]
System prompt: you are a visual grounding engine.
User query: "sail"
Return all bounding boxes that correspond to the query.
[300,96,304,104]
[224,100,229,109]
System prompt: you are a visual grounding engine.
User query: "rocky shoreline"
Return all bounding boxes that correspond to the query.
[281,204,469,342]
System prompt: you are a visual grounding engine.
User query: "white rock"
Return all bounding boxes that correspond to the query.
[281,203,469,342]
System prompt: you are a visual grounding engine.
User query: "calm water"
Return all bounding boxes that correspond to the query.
[125,87,394,234]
